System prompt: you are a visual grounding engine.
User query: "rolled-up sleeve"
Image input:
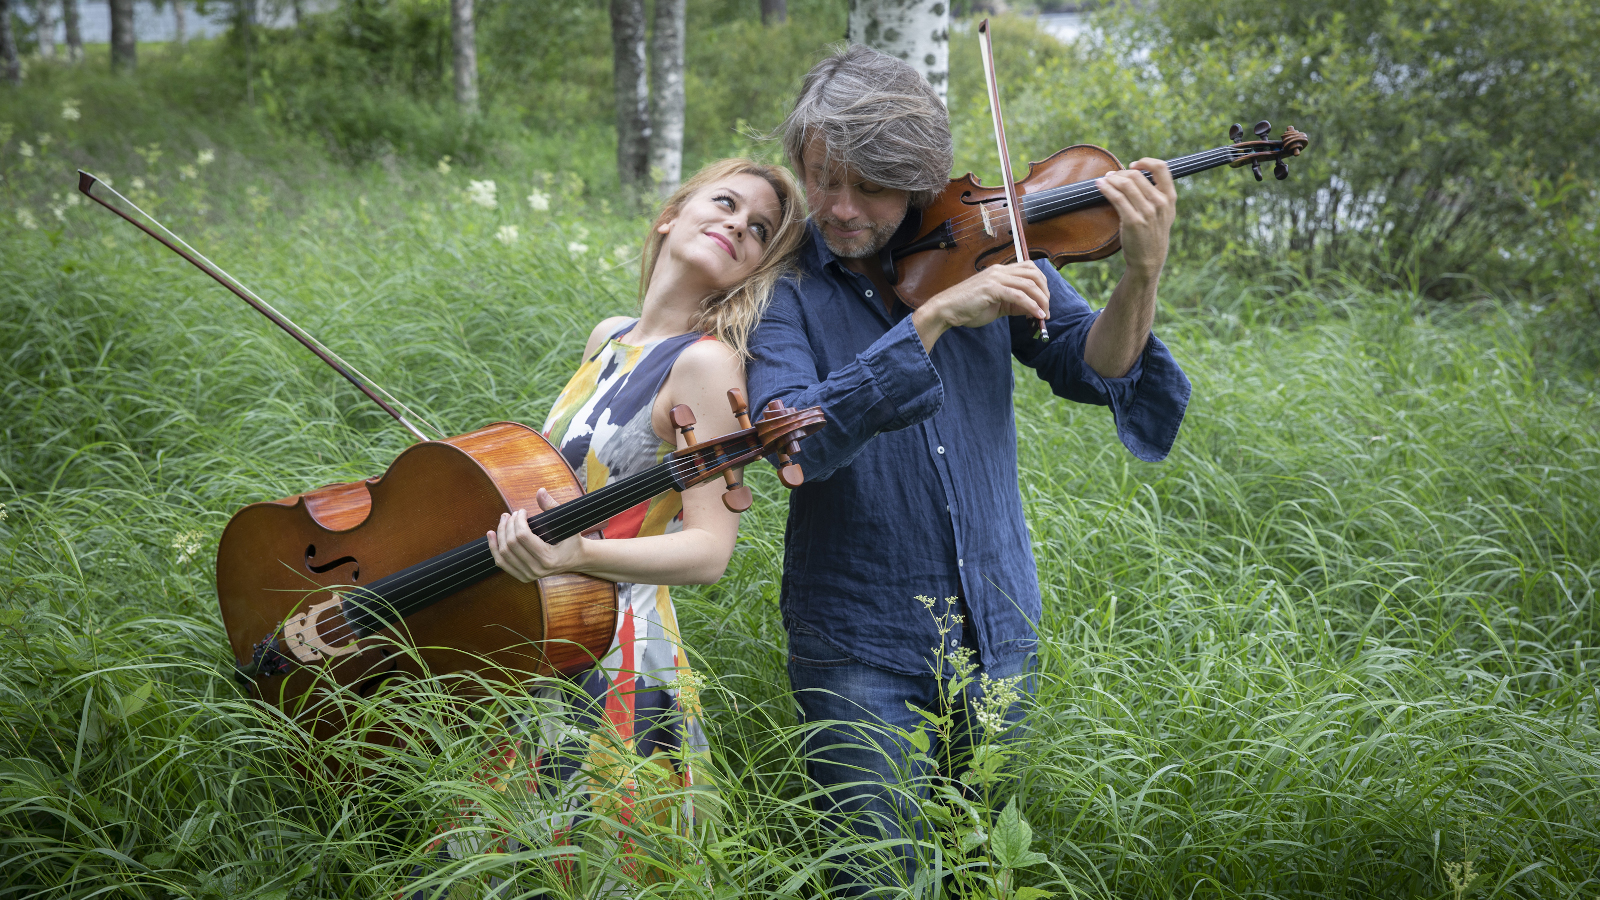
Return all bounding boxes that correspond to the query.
[1011,263,1191,462]
[748,281,943,482]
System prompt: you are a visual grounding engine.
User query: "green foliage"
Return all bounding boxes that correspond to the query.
[963,0,1600,306]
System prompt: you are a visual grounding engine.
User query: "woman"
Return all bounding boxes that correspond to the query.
[470,158,805,876]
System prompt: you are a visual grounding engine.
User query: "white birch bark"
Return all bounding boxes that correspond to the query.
[0,0,19,83]
[847,0,949,103]
[648,0,684,197]
[109,0,134,74]
[172,0,185,46]
[62,0,81,62]
[36,0,55,60]
[609,0,650,198]
[450,0,478,114]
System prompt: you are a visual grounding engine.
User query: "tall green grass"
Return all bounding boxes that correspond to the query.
[4,72,1599,898]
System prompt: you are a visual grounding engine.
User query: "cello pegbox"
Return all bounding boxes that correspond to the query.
[764,399,806,489]
[670,404,698,447]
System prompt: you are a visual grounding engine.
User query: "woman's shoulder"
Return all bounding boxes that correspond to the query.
[582,316,637,360]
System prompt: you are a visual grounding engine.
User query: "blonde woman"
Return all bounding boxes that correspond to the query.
[466,158,805,872]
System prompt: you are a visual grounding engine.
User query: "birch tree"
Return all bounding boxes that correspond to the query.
[450,0,478,114]
[172,0,185,46]
[62,0,80,62]
[0,0,18,84]
[610,0,650,198]
[35,0,54,60]
[109,0,135,74]
[761,0,785,26]
[848,0,948,103]
[648,0,684,196]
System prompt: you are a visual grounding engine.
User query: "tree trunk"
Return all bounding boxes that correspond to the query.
[609,0,650,199]
[172,0,185,45]
[648,0,684,197]
[450,0,477,114]
[109,0,135,74]
[760,0,785,26]
[35,0,55,60]
[848,0,948,103]
[291,0,301,29]
[62,0,80,62]
[0,0,19,84]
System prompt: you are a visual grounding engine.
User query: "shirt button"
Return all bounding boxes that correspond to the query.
[958,558,964,567]
[936,446,945,454]
[864,289,874,298]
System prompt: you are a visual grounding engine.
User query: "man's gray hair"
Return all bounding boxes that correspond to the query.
[781,45,953,210]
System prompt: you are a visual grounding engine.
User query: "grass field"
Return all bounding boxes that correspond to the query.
[3,62,1600,899]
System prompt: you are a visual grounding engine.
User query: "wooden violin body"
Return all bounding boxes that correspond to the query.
[886,123,1311,306]
[216,422,616,738]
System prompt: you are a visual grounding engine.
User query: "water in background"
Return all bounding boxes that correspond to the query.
[22,1,302,43]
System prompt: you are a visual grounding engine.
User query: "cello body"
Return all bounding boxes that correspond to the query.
[215,421,618,737]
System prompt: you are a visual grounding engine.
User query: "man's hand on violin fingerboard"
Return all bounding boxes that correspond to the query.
[1097,158,1177,282]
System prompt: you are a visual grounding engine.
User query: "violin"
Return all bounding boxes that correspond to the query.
[883,22,1311,310]
[76,171,825,743]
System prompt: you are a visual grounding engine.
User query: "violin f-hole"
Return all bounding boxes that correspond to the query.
[305,543,360,580]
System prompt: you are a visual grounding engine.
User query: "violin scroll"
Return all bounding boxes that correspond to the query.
[1229,121,1309,181]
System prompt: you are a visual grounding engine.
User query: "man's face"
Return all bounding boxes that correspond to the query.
[801,135,911,260]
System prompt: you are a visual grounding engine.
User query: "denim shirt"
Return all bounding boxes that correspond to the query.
[747,222,1191,676]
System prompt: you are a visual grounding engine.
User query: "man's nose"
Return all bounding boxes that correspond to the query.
[828,188,862,221]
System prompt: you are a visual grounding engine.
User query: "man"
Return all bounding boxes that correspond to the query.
[746,45,1190,890]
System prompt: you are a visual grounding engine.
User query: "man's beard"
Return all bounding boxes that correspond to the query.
[815,211,905,260]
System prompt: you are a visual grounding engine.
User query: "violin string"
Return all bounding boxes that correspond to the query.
[306,441,766,649]
[938,147,1243,245]
[936,147,1242,243]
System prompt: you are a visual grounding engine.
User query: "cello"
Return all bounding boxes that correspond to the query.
[77,172,824,741]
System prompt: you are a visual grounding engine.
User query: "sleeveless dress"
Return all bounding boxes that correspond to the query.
[412,321,716,890]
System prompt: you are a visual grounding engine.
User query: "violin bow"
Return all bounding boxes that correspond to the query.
[76,170,441,443]
[977,19,1048,340]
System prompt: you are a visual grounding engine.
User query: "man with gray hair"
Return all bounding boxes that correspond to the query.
[748,44,1191,891]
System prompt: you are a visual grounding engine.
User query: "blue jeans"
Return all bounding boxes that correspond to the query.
[785,618,1035,896]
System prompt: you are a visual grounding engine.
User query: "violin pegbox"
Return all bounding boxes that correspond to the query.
[1228,120,1309,182]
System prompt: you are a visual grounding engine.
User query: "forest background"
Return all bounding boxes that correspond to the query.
[1,0,1598,897]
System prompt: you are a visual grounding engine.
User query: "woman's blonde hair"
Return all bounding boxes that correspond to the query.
[638,158,807,359]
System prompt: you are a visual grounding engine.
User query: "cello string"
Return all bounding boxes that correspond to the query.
[310,440,768,647]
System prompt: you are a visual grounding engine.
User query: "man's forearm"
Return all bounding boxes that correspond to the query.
[1083,268,1159,378]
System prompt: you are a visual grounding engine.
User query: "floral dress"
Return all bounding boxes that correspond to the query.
[408,321,717,893]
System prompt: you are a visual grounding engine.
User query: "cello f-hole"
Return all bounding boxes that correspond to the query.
[305,543,360,580]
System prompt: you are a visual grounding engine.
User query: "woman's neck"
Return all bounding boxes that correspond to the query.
[629,255,715,343]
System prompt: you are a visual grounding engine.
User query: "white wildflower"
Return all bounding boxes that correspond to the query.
[496,224,519,245]
[18,142,33,158]
[61,100,82,122]
[436,155,452,175]
[131,177,146,191]
[611,244,633,262]
[526,189,550,212]
[567,241,589,256]
[0,503,7,521]
[36,134,51,149]
[66,192,81,207]
[171,531,206,566]
[975,672,1025,737]
[196,149,216,166]
[178,164,197,180]
[466,179,498,209]
[16,208,38,230]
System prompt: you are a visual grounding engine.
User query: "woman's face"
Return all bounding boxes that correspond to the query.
[657,173,783,292]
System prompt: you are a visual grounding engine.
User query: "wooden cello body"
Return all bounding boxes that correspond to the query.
[216,421,617,738]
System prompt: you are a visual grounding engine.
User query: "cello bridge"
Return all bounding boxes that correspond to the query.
[283,595,362,664]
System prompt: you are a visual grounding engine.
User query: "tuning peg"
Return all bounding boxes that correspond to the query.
[1229,122,1245,143]
[719,389,755,512]
[1274,160,1289,180]
[1250,160,1264,182]
[670,404,698,447]
[1253,120,1272,140]
[764,399,805,489]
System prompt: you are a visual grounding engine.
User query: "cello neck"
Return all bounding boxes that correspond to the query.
[1019,144,1244,223]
